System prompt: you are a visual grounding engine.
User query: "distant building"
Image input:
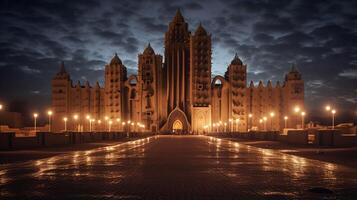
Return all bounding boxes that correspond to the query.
[51,10,304,133]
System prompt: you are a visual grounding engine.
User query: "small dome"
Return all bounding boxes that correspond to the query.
[110,53,122,65]
[195,23,207,36]
[231,53,243,65]
[143,43,155,55]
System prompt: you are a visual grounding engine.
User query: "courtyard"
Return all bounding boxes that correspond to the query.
[1,135,357,199]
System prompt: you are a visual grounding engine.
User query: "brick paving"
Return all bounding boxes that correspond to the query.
[1,135,357,199]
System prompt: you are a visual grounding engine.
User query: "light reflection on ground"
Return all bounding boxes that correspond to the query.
[0,135,356,199]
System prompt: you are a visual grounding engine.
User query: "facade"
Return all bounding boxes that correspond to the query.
[51,10,304,133]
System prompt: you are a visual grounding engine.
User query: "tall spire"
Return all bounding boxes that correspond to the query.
[143,42,155,55]
[110,53,122,65]
[59,61,66,74]
[231,53,243,65]
[173,8,185,23]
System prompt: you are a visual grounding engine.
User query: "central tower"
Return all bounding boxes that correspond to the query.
[164,9,191,118]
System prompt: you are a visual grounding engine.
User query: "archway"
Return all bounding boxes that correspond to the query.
[173,120,183,130]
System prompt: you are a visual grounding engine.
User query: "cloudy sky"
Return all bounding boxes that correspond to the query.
[0,0,357,121]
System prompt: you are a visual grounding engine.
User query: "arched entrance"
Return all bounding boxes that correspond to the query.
[172,120,183,133]
[160,107,191,134]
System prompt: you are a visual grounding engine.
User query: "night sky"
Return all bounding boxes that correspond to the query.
[0,0,357,122]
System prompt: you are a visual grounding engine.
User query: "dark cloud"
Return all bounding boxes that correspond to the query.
[0,0,356,122]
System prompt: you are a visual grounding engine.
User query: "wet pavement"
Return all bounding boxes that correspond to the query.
[1,135,357,199]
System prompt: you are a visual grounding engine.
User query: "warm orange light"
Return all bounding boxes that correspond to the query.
[33,113,38,118]
[284,116,288,120]
[263,116,267,121]
[86,115,90,120]
[116,118,121,122]
[63,117,68,121]
[104,116,109,120]
[248,114,253,118]
[325,105,331,111]
[301,111,305,116]
[294,106,300,113]
[270,112,275,117]
[73,114,78,120]
[331,109,336,114]
[47,110,53,116]
[98,120,101,124]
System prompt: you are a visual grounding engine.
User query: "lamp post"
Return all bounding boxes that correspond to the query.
[86,115,91,132]
[259,119,263,130]
[263,116,267,131]
[47,110,53,132]
[294,106,300,129]
[235,118,239,132]
[269,112,275,131]
[331,109,336,129]
[97,120,101,131]
[63,117,68,131]
[326,105,336,129]
[284,116,288,129]
[301,112,305,129]
[33,113,38,132]
[116,118,121,131]
[108,120,112,132]
[229,119,233,132]
[224,122,227,132]
[0,104,3,129]
[248,114,253,131]
[73,114,79,132]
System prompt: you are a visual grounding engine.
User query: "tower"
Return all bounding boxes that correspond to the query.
[190,24,212,133]
[104,53,127,120]
[283,64,304,128]
[138,44,163,131]
[161,9,192,133]
[164,9,191,117]
[225,54,247,131]
[51,61,70,131]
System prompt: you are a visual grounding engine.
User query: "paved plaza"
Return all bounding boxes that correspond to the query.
[1,135,357,199]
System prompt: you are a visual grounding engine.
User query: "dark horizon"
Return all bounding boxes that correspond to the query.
[0,0,356,124]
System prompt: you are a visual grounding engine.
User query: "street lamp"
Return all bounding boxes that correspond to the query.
[284,116,288,129]
[47,110,53,132]
[325,105,331,112]
[97,120,101,131]
[248,114,253,131]
[224,122,227,132]
[269,112,275,131]
[86,115,91,132]
[259,119,263,130]
[294,106,301,129]
[229,118,233,132]
[301,111,305,129]
[116,118,121,131]
[63,117,68,131]
[263,116,267,131]
[73,114,79,132]
[331,109,336,129]
[33,113,38,132]
[235,118,239,132]
[108,120,113,132]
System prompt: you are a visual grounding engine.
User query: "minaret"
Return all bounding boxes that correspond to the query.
[283,64,304,128]
[164,9,191,117]
[226,54,247,131]
[138,43,163,131]
[190,23,212,133]
[51,61,71,131]
[104,53,127,119]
